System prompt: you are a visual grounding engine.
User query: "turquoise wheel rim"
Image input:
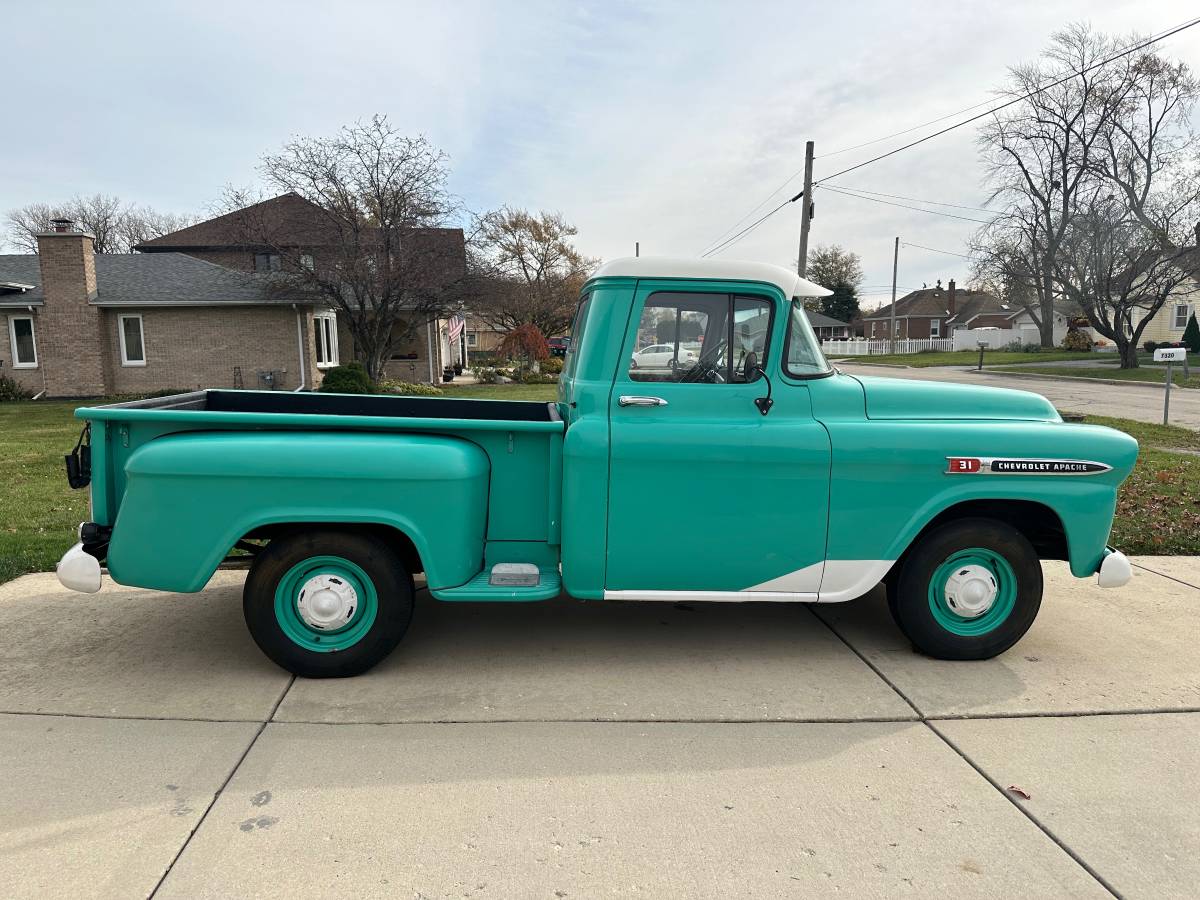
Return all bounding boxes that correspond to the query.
[273,555,378,653]
[927,547,1018,637]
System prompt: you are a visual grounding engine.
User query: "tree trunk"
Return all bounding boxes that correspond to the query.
[1118,339,1138,370]
[1039,269,1055,348]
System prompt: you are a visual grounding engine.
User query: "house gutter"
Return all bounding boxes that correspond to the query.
[293,305,307,392]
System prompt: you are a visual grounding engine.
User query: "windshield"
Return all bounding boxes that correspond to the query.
[784,299,832,378]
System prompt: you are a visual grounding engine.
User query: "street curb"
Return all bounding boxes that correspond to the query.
[974,369,1192,390]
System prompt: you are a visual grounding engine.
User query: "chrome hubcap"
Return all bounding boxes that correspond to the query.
[942,564,998,619]
[296,574,359,630]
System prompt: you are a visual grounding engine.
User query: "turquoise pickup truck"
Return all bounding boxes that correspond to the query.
[57,258,1138,677]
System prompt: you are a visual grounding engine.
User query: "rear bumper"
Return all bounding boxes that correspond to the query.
[1096,548,1132,588]
[57,542,102,593]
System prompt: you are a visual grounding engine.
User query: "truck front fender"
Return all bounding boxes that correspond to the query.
[106,431,490,592]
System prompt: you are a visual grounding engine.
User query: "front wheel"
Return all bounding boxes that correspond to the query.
[890,518,1042,660]
[243,529,414,677]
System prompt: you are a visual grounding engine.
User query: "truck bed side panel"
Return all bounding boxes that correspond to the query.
[105,431,490,592]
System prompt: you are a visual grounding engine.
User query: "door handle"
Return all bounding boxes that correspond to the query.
[618,395,669,407]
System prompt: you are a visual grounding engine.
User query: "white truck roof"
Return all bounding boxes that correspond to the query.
[591,257,833,298]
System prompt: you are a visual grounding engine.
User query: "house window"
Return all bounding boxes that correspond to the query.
[1173,304,1191,329]
[118,314,146,366]
[314,312,339,368]
[254,252,281,272]
[871,322,877,338]
[8,316,37,368]
[930,319,941,337]
[466,331,478,347]
[299,253,315,272]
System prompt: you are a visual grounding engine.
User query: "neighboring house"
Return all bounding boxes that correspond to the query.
[863,279,1014,340]
[137,193,467,383]
[804,309,851,341]
[1,221,325,398]
[1125,238,1200,346]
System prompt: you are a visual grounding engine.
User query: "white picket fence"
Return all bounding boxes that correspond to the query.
[823,338,955,356]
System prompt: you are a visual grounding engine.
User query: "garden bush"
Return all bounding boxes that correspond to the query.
[1144,340,1159,353]
[1184,313,1200,354]
[542,355,564,374]
[1061,330,1092,352]
[471,366,500,384]
[318,361,377,394]
[0,374,32,402]
[379,380,442,396]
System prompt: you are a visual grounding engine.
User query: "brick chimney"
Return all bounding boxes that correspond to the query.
[947,278,957,318]
[36,221,108,396]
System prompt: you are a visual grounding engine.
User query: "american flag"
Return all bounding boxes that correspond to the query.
[447,314,465,342]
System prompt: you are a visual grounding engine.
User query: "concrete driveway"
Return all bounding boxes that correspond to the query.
[1,561,1198,898]
[836,362,1200,428]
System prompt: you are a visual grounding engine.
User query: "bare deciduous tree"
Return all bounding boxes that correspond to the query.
[1056,203,1197,366]
[468,208,597,339]
[977,24,1121,347]
[4,194,196,253]
[226,116,466,381]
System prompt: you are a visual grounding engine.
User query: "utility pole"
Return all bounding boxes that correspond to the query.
[889,236,899,355]
[796,141,815,277]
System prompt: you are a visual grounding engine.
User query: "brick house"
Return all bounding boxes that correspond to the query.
[0,221,326,397]
[861,279,1009,340]
[137,194,467,384]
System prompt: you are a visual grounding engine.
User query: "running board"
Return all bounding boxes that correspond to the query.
[430,568,562,602]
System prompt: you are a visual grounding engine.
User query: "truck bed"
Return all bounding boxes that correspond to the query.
[96,388,561,424]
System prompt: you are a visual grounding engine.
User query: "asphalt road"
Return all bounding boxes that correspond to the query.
[1,560,1198,898]
[838,362,1200,429]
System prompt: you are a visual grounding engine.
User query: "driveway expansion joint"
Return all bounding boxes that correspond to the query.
[809,604,1127,899]
[147,673,297,899]
[928,721,1123,899]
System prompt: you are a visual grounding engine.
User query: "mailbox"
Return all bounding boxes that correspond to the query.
[1154,347,1188,362]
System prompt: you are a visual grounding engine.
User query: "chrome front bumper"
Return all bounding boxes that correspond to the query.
[56,542,102,593]
[1096,548,1132,589]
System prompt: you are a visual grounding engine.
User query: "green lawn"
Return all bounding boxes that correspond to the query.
[1007,364,1200,388]
[1,390,1196,584]
[441,383,558,401]
[0,401,90,583]
[838,350,1092,367]
[1066,414,1200,556]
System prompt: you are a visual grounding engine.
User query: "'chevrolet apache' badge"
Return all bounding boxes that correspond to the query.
[946,457,1111,475]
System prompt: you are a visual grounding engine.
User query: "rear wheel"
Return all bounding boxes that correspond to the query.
[890,518,1041,660]
[243,530,413,677]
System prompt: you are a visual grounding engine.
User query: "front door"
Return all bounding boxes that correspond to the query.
[605,283,831,596]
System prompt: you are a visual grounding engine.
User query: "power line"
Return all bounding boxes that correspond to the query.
[700,191,802,258]
[814,20,1196,160]
[816,15,1200,185]
[901,241,974,259]
[829,185,993,213]
[820,185,994,224]
[698,14,1200,254]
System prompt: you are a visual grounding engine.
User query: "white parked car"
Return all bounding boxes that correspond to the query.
[631,344,697,370]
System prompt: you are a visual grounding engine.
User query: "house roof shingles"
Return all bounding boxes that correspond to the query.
[804,309,850,328]
[0,253,296,307]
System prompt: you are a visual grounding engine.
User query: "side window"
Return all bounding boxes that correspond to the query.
[628,292,771,384]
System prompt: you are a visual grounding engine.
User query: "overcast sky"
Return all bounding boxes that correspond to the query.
[4,1,1198,307]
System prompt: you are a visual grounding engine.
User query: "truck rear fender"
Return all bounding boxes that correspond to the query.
[105,431,490,593]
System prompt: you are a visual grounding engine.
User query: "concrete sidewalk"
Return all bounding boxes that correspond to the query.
[1,560,1197,897]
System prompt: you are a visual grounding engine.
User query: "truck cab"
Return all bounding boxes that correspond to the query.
[58,257,1138,677]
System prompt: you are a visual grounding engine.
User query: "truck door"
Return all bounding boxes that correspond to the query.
[605,284,832,596]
